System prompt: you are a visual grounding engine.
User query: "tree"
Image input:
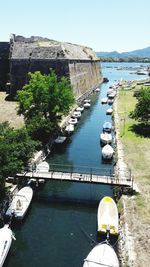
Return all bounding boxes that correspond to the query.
[0,122,39,189]
[130,86,150,124]
[17,70,75,142]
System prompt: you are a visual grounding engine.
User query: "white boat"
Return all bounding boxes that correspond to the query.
[106,108,113,115]
[54,136,67,144]
[108,99,114,105]
[95,87,100,92]
[65,124,74,134]
[0,224,15,267]
[97,196,119,236]
[103,121,112,133]
[83,102,91,108]
[36,161,49,172]
[84,99,91,103]
[76,106,84,112]
[68,118,78,125]
[102,144,114,159]
[5,186,33,220]
[83,242,119,267]
[72,111,81,119]
[107,89,114,96]
[100,132,112,144]
[101,97,108,104]
[108,92,116,98]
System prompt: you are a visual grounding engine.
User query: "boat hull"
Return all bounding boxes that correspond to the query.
[97,196,118,235]
[83,243,119,267]
[0,225,13,267]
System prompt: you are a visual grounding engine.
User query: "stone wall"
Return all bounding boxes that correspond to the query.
[0,42,10,90]
[8,35,102,98]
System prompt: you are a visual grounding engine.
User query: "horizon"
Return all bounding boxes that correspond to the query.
[1,0,150,52]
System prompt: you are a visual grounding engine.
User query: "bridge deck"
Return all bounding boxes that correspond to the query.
[17,171,133,187]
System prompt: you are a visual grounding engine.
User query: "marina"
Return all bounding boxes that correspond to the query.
[4,62,149,267]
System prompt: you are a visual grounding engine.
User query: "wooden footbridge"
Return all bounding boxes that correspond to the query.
[16,164,133,189]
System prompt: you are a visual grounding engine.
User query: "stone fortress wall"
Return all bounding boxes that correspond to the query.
[0,34,102,99]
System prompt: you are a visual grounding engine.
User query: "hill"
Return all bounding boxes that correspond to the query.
[96,47,150,58]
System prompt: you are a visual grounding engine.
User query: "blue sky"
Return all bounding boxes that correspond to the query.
[1,0,150,52]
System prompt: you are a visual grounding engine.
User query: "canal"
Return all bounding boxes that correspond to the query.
[6,62,149,267]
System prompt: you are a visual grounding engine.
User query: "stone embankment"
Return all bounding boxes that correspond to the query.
[113,87,139,267]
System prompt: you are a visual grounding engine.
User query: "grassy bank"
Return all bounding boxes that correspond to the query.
[117,87,150,266]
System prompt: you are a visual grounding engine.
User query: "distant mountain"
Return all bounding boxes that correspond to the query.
[96,47,150,58]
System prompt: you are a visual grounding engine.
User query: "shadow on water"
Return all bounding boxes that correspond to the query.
[129,123,150,138]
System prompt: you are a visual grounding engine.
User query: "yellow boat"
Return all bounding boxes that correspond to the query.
[97,196,118,235]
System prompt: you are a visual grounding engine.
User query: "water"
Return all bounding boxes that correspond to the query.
[6,62,149,267]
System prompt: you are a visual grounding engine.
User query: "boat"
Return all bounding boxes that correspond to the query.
[108,91,116,99]
[100,132,112,144]
[83,242,119,267]
[72,111,81,119]
[76,106,84,112]
[97,196,119,236]
[101,144,114,159]
[83,102,91,108]
[0,224,15,267]
[103,77,109,83]
[84,99,91,103]
[68,118,78,125]
[65,124,74,134]
[5,186,33,220]
[106,108,113,115]
[95,87,100,92]
[36,161,49,172]
[101,97,108,104]
[103,121,112,133]
[108,99,114,105]
[54,136,67,144]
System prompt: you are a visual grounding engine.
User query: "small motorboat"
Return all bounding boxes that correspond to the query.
[54,136,67,144]
[108,92,116,98]
[97,196,119,236]
[36,161,49,172]
[68,118,78,125]
[103,121,112,133]
[95,87,100,92]
[0,224,15,267]
[106,108,113,115]
[6,186,33,220]
[65,124,74,134]
[100,132,112,144]
[107,89,114,96]
[84,99,91,103]
[108,99,114,105]
[101,144,114,159]
[101,97,108,104]
[72,111,81,119]
[83,242,119,267]
[83,102,91,108]
[76,106,84,112]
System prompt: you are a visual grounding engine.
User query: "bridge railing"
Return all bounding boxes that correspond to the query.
[48,163,114,177]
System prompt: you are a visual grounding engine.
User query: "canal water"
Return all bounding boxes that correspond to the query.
[6,62,149,267]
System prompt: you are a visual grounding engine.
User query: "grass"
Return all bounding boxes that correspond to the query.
[0,92,24,128]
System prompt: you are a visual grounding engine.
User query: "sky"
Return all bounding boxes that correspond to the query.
[1,0,150,52]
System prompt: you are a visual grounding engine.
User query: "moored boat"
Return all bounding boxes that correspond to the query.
[72,111,81,119]
[95,87,100,92]
[36,161,49,172]
[0,224,15,267]
[83,242,119,267]
[100,132,112,144]
[68,118,78,125]
[76,106,84,112]
[65,124,74,134]
[83,102,91,108]
[103,121,112,133]
[101,144,114,159]
[54,136,67,144]
[97,196,118,236]
[5,186,33,220]
[101,97,108,104]
[106,108,113,115]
